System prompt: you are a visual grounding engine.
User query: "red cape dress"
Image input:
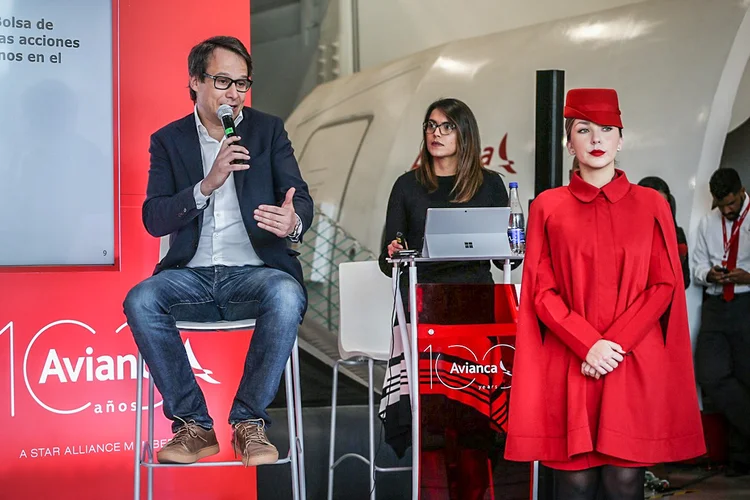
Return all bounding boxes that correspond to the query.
[504,170,705,469]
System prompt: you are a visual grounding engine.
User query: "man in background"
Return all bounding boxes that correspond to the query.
[693,167,750,476]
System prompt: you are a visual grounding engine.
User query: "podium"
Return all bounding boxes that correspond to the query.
[389,256,534,500]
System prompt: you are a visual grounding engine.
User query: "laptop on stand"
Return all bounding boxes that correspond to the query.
[421,207,512,259]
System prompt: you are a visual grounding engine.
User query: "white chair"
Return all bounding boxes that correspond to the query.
[133,237,306,500]
[327,261,411,500]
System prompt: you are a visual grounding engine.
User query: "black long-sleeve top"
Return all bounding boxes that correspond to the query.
[676,226,691,289]
[378,169,510,289]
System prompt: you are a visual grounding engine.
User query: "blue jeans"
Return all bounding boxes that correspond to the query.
[123,265,305,432]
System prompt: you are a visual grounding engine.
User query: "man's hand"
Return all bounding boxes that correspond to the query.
[718,268,750,286]
[199,136,250,196]
[585,339,626,376]
[255,188,297,237]
[706,265,729,283]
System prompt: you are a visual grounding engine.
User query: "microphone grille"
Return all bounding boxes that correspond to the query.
[217,104,233,120]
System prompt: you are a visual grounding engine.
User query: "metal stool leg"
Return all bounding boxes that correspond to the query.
[367,358,375,500]
[327,359,341,500]
[134,352,144,500]
[147,371,155,500]
[285,355,301,500]
[132,325,302,500]
[291,339,306,499]
[328,357,382,500]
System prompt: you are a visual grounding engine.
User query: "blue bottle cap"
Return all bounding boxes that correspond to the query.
[509,182,518,188]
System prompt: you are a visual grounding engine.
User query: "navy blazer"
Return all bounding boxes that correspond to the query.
[142,107,314,304]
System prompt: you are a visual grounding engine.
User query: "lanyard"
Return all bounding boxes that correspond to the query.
[722,201,750,265]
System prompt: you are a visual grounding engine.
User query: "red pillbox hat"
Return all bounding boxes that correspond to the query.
[564,88,623,128]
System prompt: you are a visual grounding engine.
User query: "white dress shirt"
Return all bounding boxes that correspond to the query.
[187,107,265,268]
[692,193,750,295]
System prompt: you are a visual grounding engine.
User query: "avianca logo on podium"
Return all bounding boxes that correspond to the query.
[423,342,515,391]
[5,320,220,416]
[449,362,498,374]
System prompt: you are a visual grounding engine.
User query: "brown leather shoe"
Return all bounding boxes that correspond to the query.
[232,419,279,466]
[156,421,220,464]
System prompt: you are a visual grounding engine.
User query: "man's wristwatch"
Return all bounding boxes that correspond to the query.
[288,214,303,242]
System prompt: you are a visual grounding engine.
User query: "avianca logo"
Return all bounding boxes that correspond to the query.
[184,338,220,384]
[425,342,514,391]
[482,134,516,174]
[449,362,498,374]
[38,338,219,385]
[16,320,220,416]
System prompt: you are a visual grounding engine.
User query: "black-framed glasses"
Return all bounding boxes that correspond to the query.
[203,72,253,92]
[423,120,456,135]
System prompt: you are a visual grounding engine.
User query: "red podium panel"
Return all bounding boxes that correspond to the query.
[416,283,530,500]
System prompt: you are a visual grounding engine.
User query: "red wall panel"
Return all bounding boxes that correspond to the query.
[0,1,257,498]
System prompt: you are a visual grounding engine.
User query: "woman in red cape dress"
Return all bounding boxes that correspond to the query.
[504,88,706,499]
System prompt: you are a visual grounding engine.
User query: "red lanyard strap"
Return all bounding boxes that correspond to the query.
[722,202,750,263]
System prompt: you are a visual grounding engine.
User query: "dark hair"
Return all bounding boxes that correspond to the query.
[416,98,484,203]
[187,36,252,102]
[709,168,743,200]
[638,176,670,195]
[638,176,677,219]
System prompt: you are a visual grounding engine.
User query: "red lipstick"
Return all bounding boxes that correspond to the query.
[589,149,605,157]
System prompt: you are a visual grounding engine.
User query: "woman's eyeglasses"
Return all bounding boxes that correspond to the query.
[423,120,456,135]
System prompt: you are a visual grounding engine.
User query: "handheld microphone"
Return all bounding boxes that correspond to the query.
[217,104,238,138]
[217,104,245,164]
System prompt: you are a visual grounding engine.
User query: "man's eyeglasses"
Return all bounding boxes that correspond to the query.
[203,73,253,92]
[423,120,456,135]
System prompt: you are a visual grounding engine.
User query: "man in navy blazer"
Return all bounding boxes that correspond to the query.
[124,36,313,467]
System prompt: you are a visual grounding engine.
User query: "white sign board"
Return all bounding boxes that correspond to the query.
[0,0,114,266]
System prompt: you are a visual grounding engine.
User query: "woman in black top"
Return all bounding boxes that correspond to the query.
[638,176,691,289]
[378,99,509,283]
[378,98,510,498]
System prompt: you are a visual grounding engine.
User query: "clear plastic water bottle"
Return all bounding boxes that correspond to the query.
[507,182,525,255]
